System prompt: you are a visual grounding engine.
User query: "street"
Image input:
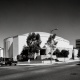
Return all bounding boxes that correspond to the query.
[0,62,80,80]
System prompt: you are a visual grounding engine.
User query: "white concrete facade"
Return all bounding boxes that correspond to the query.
[73,48,79,59]
[0,47,4,57]
[4,37,13,58]
[3,32,73,60]
[13,36,18,60]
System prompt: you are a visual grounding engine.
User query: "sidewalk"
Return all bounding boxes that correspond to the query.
[17,59,79,66]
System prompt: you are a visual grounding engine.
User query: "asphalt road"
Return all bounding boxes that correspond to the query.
[0,62,80,80]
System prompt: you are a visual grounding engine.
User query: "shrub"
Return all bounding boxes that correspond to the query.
[61,50,69,57]
[53,49,61,57]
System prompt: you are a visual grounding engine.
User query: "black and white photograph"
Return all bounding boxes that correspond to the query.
[0,0,80,80]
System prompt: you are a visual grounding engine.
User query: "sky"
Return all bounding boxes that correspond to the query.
[0,0,80,47]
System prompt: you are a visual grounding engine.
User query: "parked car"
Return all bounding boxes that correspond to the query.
[0,58,17,66]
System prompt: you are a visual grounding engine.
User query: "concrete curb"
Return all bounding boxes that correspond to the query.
[17,59,79,66]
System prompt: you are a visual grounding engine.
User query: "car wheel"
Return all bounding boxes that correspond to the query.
[14,63,16,66]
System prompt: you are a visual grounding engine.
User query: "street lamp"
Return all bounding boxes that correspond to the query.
[50,28,58,34]
[50,28,58,64]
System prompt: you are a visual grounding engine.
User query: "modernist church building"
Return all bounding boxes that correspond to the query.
[3,32,73,61]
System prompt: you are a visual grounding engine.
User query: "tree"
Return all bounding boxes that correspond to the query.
[53,49,60,62]
[17,46,29,61]
[26,33,41,59]
[47,34,57,48]
[47,34,56,44]
[61,50,69,62]
[47,34,58,63]
[53,49,60,56]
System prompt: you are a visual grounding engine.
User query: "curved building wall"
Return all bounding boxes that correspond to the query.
[18,35,27,55]
[13,36,18,61]
[0,48,3,57]
[23,32,70,49]
[4,32,73,60]
[3,37,13,58]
